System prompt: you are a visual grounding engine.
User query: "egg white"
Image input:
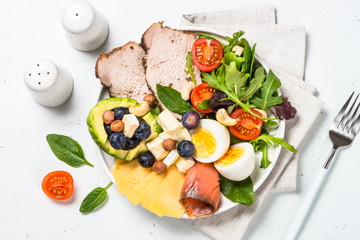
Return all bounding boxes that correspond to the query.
[191,119,230,163]
[214,142,255,181]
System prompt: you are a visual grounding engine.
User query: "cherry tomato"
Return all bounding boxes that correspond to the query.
[191,38,223,72]
[191,83,216,113]
[42,171,74,201]
[228,108,263,140]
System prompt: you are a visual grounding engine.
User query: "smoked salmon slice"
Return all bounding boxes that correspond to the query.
[180,161,220,219]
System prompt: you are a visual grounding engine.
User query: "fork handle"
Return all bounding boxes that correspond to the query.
[323,147,338,169]
[285,147,338,240]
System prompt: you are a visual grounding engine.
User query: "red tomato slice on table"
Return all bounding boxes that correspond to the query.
[191,83,216,113]
[229,108,263,140]
[42,171,74,200]
[191,38,223,72]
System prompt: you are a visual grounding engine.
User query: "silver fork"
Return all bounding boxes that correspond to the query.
[286,92,360,240]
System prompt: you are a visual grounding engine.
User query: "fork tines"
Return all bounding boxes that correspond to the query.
[334,92,360,134]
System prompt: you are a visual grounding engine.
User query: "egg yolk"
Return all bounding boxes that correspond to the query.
[215,147,245,167]
[192,127,216,158]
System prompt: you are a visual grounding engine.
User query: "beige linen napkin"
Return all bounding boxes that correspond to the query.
[180,5,324,239]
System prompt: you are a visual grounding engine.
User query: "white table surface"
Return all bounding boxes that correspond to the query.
[1,0,360,239]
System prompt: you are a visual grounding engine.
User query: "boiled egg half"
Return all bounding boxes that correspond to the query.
[214,142,255,181]
[191,119,230,163]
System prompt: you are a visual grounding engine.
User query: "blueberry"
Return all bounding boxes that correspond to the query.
[177,140,195,158]
[113,107,129,120]
[104,124,113,136]
[109,132,126,149]
[181,111,200,130]
[134,122,151,140]
[124,136,140,149]
[138,151,155,168]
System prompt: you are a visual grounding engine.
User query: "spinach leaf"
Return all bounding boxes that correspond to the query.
[80,182,112,213]
[184,52,196,86]
[46,134,93,167]
[219,175,254,205]
[251,70,283,111]
[156,84,193,115]
[197,99,210,109]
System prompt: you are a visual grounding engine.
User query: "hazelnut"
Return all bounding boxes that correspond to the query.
[143,94,156,106]
[102,110,115,124]
[110,120,124,132]
[152,161,167,174]
[163,138,176,151]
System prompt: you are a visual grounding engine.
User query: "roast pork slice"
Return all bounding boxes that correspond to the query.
[141,22,202,116]
[95,41,152,103]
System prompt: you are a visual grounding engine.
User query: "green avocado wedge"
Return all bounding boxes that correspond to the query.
[86,97,159,161]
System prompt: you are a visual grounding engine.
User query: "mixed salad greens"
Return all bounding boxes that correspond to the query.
[157,30,297,205]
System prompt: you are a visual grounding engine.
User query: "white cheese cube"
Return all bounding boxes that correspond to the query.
[159,125,191,142]
[175,157,195,173]
[157,109,181,133]
[146,137,169,160]
[122,114,139,138]
[163,150,179,167]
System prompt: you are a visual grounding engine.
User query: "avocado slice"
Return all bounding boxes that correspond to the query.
[87,97,159,161]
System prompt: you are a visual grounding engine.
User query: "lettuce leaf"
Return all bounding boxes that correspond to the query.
[270,96,297,120]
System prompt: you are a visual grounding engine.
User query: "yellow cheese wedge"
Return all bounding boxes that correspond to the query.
[112,159,138,195]
[151,165,186,218]
[137,172,167,217]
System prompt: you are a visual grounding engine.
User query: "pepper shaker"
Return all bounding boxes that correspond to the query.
[23,59,73,107]
[61,0,109,51]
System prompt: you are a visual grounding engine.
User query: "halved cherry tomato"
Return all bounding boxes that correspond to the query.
[42,171,73,201]
[191,83,216,113]
[191,38,223,72]
[229,108,263,140]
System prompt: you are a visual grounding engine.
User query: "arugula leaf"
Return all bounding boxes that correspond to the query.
[224,61,249,97]
[238,67,266,101]
[46,134,94,167]
[80,182,112,213]
[156,84,193,115]
[223,31,245,54]
[251,70,283,111]
[185,52,196,86]
[250,134,297,168]
[202,72,267,120]
[197,99,210,109]
[219,175,254,205]
[251,140,271,168]
[240,38,253,74]
[223,51,244,70]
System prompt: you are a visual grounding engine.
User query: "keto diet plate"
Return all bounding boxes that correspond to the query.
[92,26,285,218]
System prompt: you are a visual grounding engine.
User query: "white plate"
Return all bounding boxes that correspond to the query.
[93,27,285,218]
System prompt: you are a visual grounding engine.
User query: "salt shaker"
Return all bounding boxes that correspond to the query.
[61,0,109,51]
[23,59,73,107]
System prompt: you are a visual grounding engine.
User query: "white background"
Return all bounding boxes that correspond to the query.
[1,0,360,239]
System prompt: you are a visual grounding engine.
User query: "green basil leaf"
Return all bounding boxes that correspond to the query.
[156,84,193,115]
[80,182,112,213]
[197,99,210,109]
[46,134,93,167]
[219,175,254,205]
